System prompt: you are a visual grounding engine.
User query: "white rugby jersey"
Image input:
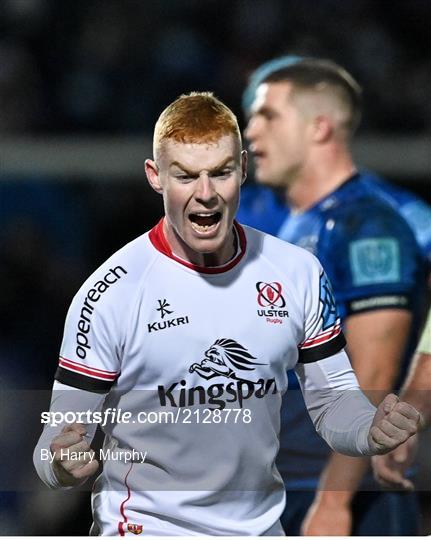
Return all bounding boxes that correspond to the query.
[35,219,367,536]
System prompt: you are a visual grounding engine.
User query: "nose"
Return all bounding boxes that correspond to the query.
[244,116,259,143]
[194,174,218,205]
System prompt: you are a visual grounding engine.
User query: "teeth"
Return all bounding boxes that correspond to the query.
[191,222,216,232]
[195,213,216,217]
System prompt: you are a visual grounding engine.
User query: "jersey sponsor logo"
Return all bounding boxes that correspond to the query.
[319,272,339,331]
[158,339,277,410]
[147,299,190,333]
[75,266,127,359]
[256,282,289,323]
[349,238,400,286]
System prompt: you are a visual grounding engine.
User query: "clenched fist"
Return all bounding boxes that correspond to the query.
[50,423,99,487]
[368,394,421,455]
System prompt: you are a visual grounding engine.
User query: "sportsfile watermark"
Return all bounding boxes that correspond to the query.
[4,389,431,493]
[40,407,252,427]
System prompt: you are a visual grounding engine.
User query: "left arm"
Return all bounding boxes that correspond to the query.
[301,309,412,535]
[372,310,431,490]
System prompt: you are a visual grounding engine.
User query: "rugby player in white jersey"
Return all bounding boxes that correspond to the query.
[34,92,421,536]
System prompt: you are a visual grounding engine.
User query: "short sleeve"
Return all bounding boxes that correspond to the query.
[397,198,431,262]
[321,201,424,318]
[55,269,124,393]
[297,260,346,364]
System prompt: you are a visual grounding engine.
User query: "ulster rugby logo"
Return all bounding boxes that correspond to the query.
[256,282,286,308]
[256,282,289,324]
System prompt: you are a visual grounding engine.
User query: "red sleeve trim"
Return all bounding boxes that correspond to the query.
[59,356,118,381]
[299,323,342,349]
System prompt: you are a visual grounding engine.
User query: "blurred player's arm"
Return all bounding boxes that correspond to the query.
[301,309,411,535]
[399,307,431,426]
[33,380,105,488]
[372,310,431,490]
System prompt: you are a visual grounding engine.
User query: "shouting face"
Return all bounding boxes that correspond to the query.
[146,134,247,267]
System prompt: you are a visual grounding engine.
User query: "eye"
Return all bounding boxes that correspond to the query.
[211,168,233,179]
[175,174,195,182]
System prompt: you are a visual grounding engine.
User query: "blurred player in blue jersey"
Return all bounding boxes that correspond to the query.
[241,57,431,535]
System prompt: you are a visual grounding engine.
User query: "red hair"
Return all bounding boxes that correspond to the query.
[153,92,241,156]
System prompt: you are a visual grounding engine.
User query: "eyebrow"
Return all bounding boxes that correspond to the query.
[251,105,276,117]
[169,156,236,175]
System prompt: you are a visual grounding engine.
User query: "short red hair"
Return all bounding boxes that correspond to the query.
[153,92,241,157]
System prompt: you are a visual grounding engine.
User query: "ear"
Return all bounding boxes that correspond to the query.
[145,159,163,194]
[240,150,248,185]
[312,115,333,143]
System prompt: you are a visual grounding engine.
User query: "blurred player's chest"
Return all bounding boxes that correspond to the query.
[119,258,305,395]
[278,210,324,255]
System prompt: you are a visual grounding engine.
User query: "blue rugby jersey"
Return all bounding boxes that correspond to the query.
[239,172,429,488]
[239,174,431,262]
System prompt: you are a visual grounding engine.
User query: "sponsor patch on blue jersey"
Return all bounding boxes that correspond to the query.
[349,238,400,286]
[319,272,338,331]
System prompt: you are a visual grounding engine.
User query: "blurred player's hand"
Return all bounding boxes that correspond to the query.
[301,499,351,536]
[372,434,418,490]
[368,394,421,455]
[50,423,99,487]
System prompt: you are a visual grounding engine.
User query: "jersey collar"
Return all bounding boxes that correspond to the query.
[149,217,247,274]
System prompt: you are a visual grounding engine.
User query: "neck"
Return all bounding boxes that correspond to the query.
[286,147,356,212]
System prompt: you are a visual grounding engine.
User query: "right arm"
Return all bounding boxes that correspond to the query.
[33,381,105,488]
[34,263,124,487]
[294,263,417,458]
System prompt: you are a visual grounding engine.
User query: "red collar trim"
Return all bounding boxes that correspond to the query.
[148,218,247,274]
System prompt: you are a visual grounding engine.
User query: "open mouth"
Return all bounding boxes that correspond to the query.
[189,212,222,234]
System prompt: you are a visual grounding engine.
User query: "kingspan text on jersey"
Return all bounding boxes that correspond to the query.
[158,378,278,410]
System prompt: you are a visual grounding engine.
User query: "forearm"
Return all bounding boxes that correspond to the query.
[314,454,369,506]
[33,381,104,488]
[316,309,412,489]
[400,353,431,428]
[296,351,376,457]
[312,386,376,456]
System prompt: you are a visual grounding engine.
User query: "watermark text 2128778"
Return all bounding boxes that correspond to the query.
[40,408,252,427]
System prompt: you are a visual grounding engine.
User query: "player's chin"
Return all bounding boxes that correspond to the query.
[187,224,230,253]
[255,169,274,186]
[187,234,226,255]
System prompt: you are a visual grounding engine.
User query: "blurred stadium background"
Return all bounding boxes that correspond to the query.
[0,0,430,535]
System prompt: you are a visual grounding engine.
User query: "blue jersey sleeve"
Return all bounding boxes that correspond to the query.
[361,171,431,262]
[318,198,425,318]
